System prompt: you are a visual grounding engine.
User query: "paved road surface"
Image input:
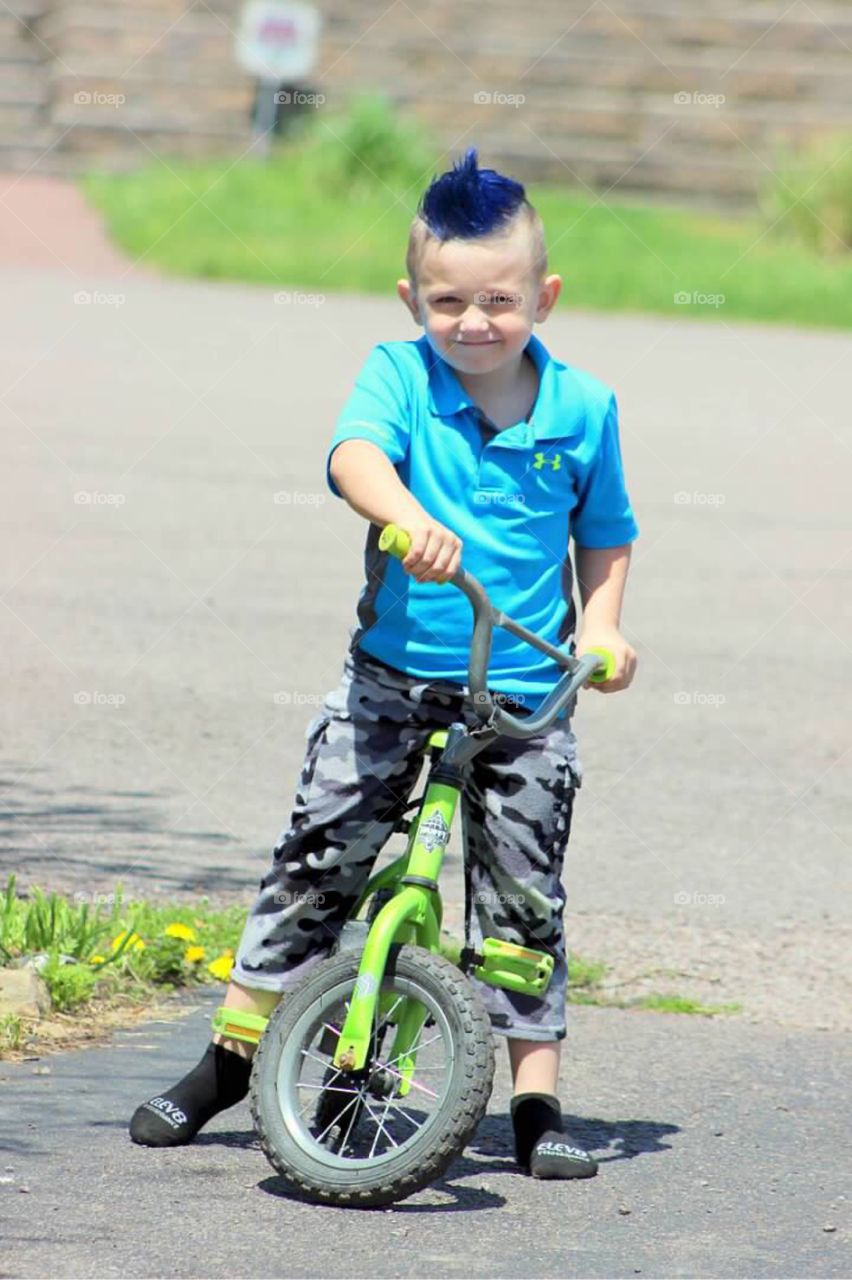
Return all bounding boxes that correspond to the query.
[1,260,850,1277]
[1,988,848,1279]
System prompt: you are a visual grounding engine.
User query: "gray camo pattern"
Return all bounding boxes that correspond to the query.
[232,646,584,1041]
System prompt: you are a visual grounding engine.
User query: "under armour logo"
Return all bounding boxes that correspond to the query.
[533,452,561,471]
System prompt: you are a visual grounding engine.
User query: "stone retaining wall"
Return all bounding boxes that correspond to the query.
[1,0,850,205]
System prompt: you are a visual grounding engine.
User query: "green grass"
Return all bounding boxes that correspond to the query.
[566,951,742,1017]
[0,874,741,1062]
[0,876,243,1051]
[568,952,609,992]
[634,993,743,1017]
[81,143,852,329]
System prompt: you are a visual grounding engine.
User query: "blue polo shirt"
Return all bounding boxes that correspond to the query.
[326,333,638,713]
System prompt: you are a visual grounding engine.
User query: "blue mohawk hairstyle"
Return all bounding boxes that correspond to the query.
[418,148,527,240]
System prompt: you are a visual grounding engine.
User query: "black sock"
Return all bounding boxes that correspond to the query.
[129,1041,252,1147]
[510,1091,598,1180]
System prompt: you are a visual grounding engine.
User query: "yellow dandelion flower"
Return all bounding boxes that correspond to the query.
[90,954,106,965]
[184,945,206,964]
[207,953,234,982]
[164,922,197,942]
[110,930,145,953]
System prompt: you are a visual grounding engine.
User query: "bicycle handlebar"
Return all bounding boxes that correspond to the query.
[377,523,616,740]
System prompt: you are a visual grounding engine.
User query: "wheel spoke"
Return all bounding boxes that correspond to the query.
[273,961,485,1175]
[357,1094,400,1151]
[372,1059,439,1100]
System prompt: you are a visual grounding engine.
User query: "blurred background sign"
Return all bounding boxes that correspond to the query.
[235,1,321,82]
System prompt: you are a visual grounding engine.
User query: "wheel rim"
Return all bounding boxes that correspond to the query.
[275,970,456,1171]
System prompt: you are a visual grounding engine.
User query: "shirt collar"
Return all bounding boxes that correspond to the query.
[423,333,578,441]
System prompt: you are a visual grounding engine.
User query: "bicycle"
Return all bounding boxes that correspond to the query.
[233,522,614,1207]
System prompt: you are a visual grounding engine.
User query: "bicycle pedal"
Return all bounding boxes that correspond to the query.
[474,937,555,996]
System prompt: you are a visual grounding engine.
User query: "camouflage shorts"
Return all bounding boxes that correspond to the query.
[232,645,584,1041]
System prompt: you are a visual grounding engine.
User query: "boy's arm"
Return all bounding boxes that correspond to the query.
[573,542,637,694]
[329,439,462,584]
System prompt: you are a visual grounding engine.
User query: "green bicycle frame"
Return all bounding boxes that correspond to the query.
[330,729,554,1092]
[320,522,611,1094]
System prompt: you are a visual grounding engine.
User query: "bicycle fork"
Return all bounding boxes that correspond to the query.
[331,724,555,1092]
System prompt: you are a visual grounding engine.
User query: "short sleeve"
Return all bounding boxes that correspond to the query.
[571,394,639,548]
[326,345,411,498]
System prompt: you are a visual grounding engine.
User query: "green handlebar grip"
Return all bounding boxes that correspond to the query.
[586,646,617,683]
[379,523,412,559]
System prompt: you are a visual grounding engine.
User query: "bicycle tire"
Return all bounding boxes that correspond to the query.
[250,944,495,1207]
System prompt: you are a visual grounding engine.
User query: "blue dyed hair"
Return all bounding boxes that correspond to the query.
[418,148,526,239]
[407,148,545,280]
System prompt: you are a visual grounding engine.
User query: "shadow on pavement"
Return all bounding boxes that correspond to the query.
[247,1109,679,1210]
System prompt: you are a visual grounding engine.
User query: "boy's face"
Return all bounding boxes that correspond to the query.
[397,220,561,378]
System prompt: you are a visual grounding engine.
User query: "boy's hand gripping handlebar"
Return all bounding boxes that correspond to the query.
[378,523,615,739]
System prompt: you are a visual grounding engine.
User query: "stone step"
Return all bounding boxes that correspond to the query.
[0,123,251,174]
[46,73,255,130]
[326,33,852,84]
[45,62,256,93]
[0,15,46,61]
[37,8,243,67]
[0,99,46,133]
[0,129,67,174]
[50,118,253,156]
[408,91,852,152]
[0,61,49,103]
[458,132,761,201]
[1,0,48,18]
[326,43,852,104]
[325,3,852,55]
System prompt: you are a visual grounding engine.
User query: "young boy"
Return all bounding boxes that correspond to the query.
[130,149,639,1180]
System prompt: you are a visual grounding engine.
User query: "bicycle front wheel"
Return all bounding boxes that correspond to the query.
[249,944,495,1207]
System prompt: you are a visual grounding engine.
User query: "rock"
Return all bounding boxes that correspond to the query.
[0,968,51,1018]
[16,953,77,973]
[823,1224,837,1233]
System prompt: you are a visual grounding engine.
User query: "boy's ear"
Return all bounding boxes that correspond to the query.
[397,278,422,325]
[534,274,562,322]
